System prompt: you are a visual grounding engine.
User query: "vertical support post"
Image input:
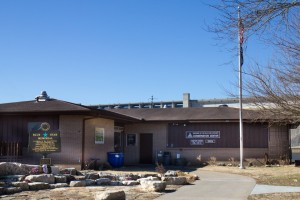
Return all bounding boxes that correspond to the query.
[238,6,244,169]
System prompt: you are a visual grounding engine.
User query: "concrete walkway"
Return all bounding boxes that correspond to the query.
[251,184,300,195]
[155,170,300,200]
[155,170,256,200]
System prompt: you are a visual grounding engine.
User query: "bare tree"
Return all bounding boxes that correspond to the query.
[209,0,300,124]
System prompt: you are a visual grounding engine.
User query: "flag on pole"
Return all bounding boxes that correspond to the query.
[239,18,244,66]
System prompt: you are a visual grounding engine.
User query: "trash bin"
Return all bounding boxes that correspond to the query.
[156,151,164,164]
[107,152,124,168]
[163,152,171,166]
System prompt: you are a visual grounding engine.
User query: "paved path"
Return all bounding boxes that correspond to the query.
[251,184,300,195]
[155,170,256,200]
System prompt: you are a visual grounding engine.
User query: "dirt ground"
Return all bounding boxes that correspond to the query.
[0,185,181,200]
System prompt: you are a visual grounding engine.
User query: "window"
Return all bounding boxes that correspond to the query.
[95,127,105,144]
[127,134,136,146]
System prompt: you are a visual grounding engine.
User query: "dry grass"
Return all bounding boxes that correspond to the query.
[248,192,300,200]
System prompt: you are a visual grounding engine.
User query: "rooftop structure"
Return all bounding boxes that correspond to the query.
[92,93,255,110]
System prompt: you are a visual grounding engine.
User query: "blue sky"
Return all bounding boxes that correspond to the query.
[0,0,272,105]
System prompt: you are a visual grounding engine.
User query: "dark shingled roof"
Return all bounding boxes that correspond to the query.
[110,107,259,122]
[0,99,91,113]
[0,99,139,122]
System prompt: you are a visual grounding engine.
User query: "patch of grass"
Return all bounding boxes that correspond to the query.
[248,192,300,200]
[256,174,300,186]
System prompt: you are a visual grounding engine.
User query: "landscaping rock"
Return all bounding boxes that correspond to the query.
[28,182,50,190]
[138,176,160,183]
[1,175,25,183]
[55,175,67,183]
[122,180,140,186]
[140,181,166,192]
[69,180,86,187]
[139,173,159,178]
[0,162,40,176]
[85,173,99,180]
[98,172,117,181]
[94,190,126,200]
[162,176,187,185]
[96,178,111,186]
[126,174,140,180]
[110,181,123,186]
[0,187,4,195]
[85,179,95,186]
[49,183,69,189]
[62,174,75,183]
[11,181,29,190]
[74,175,86,180]
[25,174,55,184]
[3,187,22,194]
[164,170,178,177]
[60,168,77,175]
[50,166,60,175]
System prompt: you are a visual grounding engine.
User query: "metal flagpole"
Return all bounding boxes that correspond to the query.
[238,6,244,169]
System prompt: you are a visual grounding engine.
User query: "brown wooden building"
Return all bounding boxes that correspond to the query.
[112,108,289,165]
[0,92,137,169]
[0,92,290,168]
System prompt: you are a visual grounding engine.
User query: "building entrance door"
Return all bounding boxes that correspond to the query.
[139,133,153,164]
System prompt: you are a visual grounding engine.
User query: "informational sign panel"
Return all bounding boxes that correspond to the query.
[28,122,61,153]
[185,131,220,146]
[190,139,204,145]
[186,131,220,139]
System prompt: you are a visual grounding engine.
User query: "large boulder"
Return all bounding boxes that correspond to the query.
[60,168,77,175]
[73,175,86,180]
[109,181,123,186]
[50,166,60,175]
[55,175,67,183]
[85,173,99,180]
[98,173,117,181]
[164,170,178,177]
[11,182,29,190]
[25,174,55,184]
[96,178,111,186]
[85,179,95,186]
[69,180,86,187]
[0,162,40,176]
[3,187,22,194]
[140,181,166,192]
[28,182,50,190]
[50,183,69,189]
[122,180,140,186]
[161,176,187,185]
[138,176,160,183]
[94,190,126,200]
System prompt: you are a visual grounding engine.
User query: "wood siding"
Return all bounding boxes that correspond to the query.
[168,122,268,148]
[0,115,59,163]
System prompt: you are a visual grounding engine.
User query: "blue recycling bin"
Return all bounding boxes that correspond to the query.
[107,152,124,168]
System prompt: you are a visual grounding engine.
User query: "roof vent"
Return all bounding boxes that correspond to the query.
[35,91,50,102]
